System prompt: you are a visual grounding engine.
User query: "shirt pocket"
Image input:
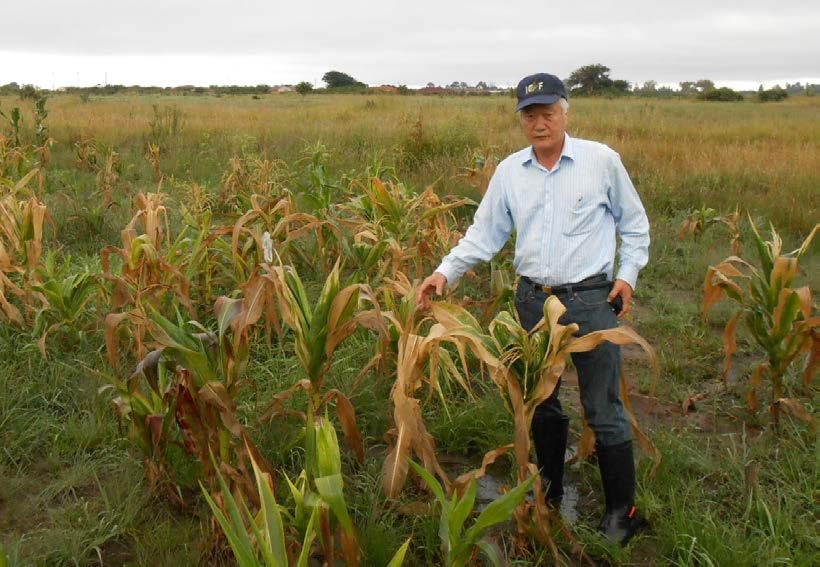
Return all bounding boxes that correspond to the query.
[562,201,603,236]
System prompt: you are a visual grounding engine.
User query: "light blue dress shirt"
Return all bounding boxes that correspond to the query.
[435,133,650,290]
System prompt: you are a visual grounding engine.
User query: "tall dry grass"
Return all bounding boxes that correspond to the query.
[2,93,817,233]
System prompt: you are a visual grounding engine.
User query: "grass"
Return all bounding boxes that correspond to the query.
[0,92,817,565]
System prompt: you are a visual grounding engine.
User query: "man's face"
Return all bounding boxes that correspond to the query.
[520,102,568,154]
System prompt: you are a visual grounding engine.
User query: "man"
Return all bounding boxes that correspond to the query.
[417,72,650,544]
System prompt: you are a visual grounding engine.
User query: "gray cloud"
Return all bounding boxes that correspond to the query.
[2,0,818,86]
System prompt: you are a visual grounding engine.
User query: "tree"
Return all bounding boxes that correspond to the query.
[565,64,614,96]
[19,84,37,100]
[0,82,20,94]
[695,79,715,92]
[396,85,410,95]
[322,71,364,89]
[295,81,313,95]
[679,81,697,95]
[611,79,631,93]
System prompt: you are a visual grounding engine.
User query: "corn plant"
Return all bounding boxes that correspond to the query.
[32,95,54,180]
[32,254,101,357]
[1,101,52,181]
[221,153,289,211]
[340,178,474,279]
[679,206,742,254]
[202,447,302,567]
[341,229,398,285]
[379,274,487,499]
[95,146,121,207]
[260,259,377,467]
[0,176,51,325]
[145,142,162,182]
[293,142,340,216]
[703,217,818,426]
[409,459,534,567]
[73,137,99,171]
[459,261,516,324]
[204,423,411,567]
[230,193,343,283]
[429,298,657,558]
[105,348,182,499]
[112,285,271,503]
[457,146,499,197]
[103,192,193,367]
[0,103,22,149]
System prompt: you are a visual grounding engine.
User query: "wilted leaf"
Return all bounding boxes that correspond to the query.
[682,392,707,414]
[722,311,741,383]
[773,398,815,430]
[199,382,242,436]
[325,389,365,464]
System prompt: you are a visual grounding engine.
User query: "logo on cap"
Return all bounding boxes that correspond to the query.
[526,81,543,94]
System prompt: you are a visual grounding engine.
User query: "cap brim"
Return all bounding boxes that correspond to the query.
[516,93,561,112]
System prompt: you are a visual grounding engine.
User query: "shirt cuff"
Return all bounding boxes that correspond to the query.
[615,264,641,291]
[434,261,461,289]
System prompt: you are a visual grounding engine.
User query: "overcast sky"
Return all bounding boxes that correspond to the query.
[1,1,818,90]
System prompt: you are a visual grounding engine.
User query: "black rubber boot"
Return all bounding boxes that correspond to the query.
[596,440,647,545]
[532,415,569,507]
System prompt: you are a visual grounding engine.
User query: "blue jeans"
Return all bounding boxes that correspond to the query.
[514,277,632,447]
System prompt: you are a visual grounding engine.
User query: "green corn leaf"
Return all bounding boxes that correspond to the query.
[314,417,342,477]
[464,474,535,543]
[149,307,218,385]
[200,480,258,567]
[448,479,478,542]
[216,296,242,341]
[242,496,276,567]
[251,454,288,566]
[408,459,446,505]
[748,216,774,279]
[772,290,802,342]
[314,472,354,534]
[385,537,412,567]
[475,537,504,567]
[296,507,319,567]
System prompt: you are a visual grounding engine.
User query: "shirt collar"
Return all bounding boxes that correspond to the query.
[521,133,575,166]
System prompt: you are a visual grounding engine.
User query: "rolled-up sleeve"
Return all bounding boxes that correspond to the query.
[435,167,514,287]
[607,152,650,290]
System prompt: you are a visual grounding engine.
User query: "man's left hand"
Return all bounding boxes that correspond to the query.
[607,279,633,318]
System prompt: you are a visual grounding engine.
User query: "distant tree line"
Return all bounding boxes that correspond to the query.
[1,65,816,102]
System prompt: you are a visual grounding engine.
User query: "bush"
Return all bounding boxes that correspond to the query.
[697,87,744,102]
[19,84,38,100]
[295,81,313,95]
[758,86,788,102]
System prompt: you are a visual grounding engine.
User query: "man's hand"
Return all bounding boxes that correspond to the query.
[607,279,633,318]
[417,272,448,309]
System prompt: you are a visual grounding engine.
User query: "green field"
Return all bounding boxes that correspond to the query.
[0,93,817,566]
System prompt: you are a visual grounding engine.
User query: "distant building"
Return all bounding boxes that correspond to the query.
[270,85,295,93]
[373,85,399,93]
[418,86,448,95]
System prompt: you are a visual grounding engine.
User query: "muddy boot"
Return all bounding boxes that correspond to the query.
[532,415,569,508]
[596,440,647,545]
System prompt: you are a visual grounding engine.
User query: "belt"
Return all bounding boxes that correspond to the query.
[520,273,610,295]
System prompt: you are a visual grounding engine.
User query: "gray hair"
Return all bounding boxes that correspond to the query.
[559,98,570,113]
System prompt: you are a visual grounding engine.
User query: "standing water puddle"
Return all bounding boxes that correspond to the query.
[476,473,580,524]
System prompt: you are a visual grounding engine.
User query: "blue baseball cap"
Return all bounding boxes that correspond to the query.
[515,73,568,112]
